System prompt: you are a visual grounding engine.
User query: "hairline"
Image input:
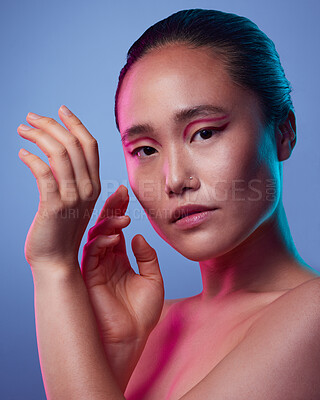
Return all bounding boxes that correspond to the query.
[115,41,273,133]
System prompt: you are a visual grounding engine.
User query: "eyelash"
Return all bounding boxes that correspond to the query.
[130,146,157,158]
[130,127,222,159]
[192,127,221,142]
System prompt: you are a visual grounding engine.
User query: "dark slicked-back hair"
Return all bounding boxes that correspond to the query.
[114,8,293,131]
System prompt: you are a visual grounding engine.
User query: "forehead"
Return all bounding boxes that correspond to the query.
[117,44,260,132]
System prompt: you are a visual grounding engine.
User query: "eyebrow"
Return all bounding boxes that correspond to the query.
[121,104,229,143]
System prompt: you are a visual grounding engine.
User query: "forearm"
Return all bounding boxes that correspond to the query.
[32,265,125,400]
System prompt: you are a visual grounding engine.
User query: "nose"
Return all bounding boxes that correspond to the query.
[164,150,200,196]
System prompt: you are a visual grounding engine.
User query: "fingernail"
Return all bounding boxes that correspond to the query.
[20,149,29,156]
[108,234,120,240]
[60,105,73,116]
[28,112,41,119]
[19,124,32,131]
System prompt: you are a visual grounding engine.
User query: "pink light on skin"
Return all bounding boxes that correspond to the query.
[121,115,230,149]
[122,136,160,148]
[183,116,229,139]
[126,312,184,399]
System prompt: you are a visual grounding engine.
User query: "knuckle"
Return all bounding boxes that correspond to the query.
[60,181,79,203]
[82,181,94,200]
[35,163,52,180]
[53,145,69,160]
[40,169,53,180]
[86,137,98,148]
[80,180,101,201]
[148,251,158,264]
[65,135,81,149]
[72,117,83,127]
[45,117,57,127]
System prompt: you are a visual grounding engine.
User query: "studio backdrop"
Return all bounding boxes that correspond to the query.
[1,0,319,398]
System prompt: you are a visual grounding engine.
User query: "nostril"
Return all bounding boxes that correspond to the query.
[166,181,196,196]
[163,160,200,195]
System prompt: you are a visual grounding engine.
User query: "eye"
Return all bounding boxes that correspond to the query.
[192,128,218,142]
[131,146,157,158]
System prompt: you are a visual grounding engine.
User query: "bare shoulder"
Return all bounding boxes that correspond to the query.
[250,275,320,333]
[288,275,320,309]
[178,277,320,399]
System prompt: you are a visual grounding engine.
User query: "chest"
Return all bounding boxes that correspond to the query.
[125,301,268,400]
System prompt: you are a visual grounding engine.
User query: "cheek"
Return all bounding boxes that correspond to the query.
[225,140,280,230]
[127,166,163,213]
[124,151,165,218]
[199,133,280,210]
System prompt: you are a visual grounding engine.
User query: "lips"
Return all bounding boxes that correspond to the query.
[171,204,218,223]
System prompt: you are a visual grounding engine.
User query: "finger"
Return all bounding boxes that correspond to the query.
[95,185,129,224]
[88,215,130,256]
[131,234,163,285]
[25,111,97,200]
[57,105,100,185]
[81,234,120,280]
[110,187,130,253]
[87,215,131,241]
[93,185,130,256]
[18,124,77,201]
[18,148,60,203]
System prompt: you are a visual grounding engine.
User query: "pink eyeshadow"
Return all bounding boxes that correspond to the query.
[183,116,229,138]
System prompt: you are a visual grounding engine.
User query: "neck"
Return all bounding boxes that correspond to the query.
[198,201,316,300]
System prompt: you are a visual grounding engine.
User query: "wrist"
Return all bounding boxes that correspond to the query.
[31,261,81,286]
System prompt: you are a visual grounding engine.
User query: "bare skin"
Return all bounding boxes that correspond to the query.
[117,43,317,298]
[126,281,320,399]
[18,112,164,398]
[18,43,320,399]
[116,44,320,398]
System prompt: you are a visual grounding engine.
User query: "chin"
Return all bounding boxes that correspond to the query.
[170,239,231,262]
[148,218,234,261]
[149,211,267,263]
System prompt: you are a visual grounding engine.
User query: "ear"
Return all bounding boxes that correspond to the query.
[276,109,297,161]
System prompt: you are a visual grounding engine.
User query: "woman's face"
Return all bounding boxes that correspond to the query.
[117,44,282,261]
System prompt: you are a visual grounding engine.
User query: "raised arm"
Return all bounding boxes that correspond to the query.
[32,255,125,399]
[17,106,164,399]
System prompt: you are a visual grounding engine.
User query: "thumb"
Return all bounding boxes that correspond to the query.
[131,234,163,285]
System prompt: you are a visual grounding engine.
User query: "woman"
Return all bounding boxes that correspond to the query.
[17,9,320,400]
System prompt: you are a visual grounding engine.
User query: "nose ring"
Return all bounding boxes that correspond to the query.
[189,176,193,180]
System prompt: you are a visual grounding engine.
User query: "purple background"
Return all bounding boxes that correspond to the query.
[1,0,319,398]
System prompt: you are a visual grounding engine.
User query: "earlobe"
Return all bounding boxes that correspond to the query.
[276,109,297,162]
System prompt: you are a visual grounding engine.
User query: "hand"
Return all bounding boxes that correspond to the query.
[18,106,101,272]
[81,185,165,391]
